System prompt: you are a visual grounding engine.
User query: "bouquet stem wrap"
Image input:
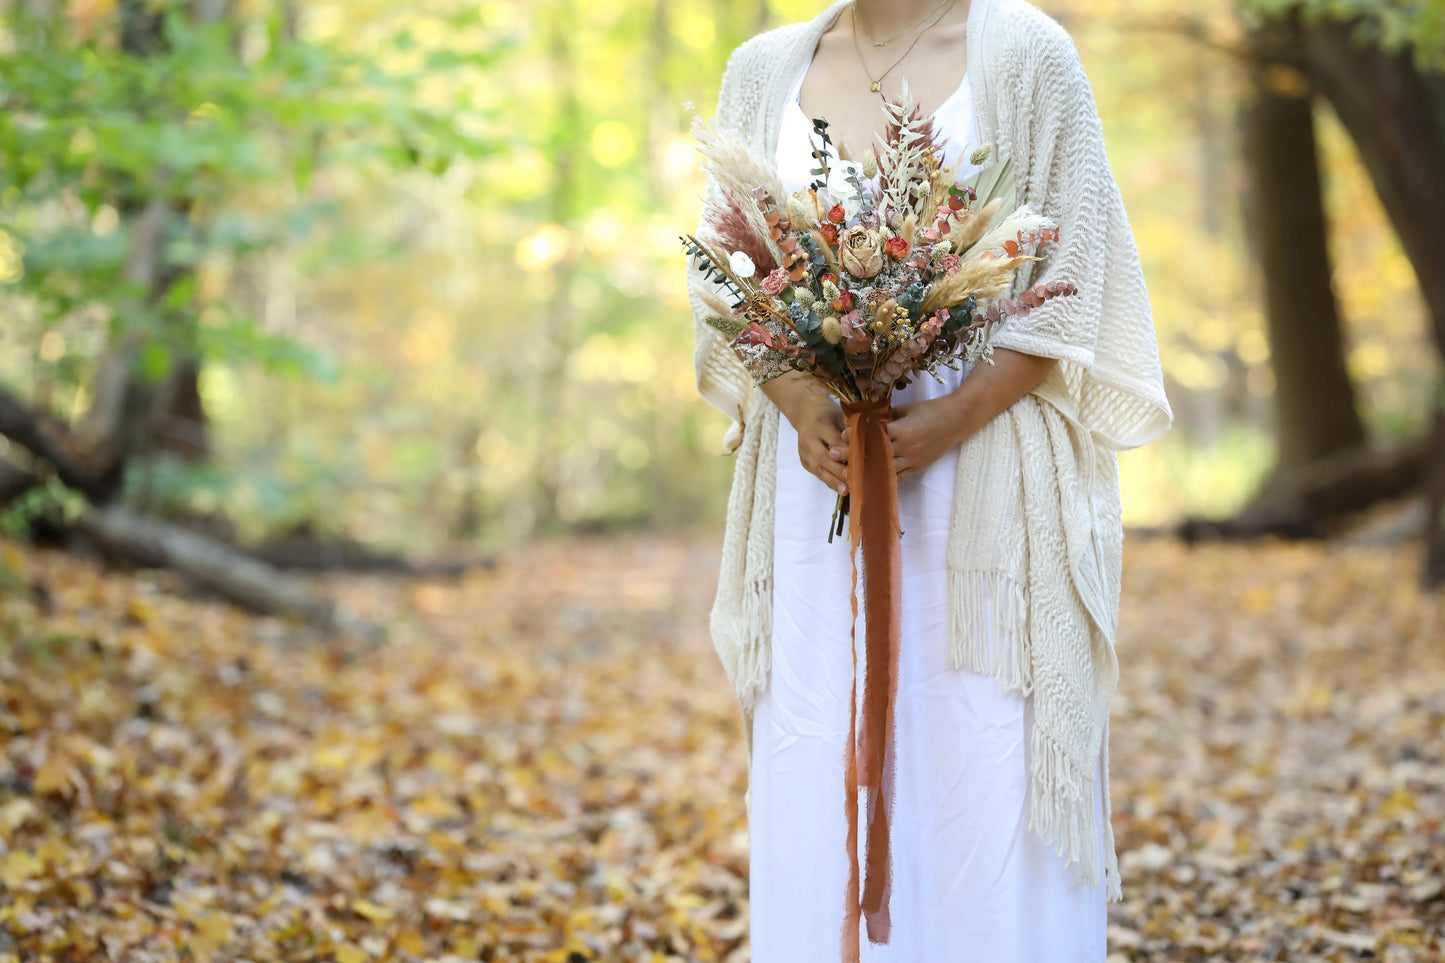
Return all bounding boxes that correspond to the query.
[839,397,902,958]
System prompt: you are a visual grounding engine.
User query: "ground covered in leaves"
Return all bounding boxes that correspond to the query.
[0,531,1441,962]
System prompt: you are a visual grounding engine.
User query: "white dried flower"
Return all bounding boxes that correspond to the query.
[824,160,867,221]
[729,250,756,278]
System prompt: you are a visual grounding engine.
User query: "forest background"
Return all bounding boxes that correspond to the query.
[2,2,1444,960]
[0,0,1441,557]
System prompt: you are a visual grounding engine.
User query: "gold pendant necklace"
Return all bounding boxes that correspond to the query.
[850,0,959,97]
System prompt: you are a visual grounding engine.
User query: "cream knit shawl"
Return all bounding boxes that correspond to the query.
[688,0,1173,900]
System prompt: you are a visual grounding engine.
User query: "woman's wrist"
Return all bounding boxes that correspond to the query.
[763,372,832,429]
[938,383,984,447]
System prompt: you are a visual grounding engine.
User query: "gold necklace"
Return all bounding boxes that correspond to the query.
[849,0,958,94]
[854,0,954,47]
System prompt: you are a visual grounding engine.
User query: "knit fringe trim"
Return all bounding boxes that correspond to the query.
[1101,715,1122,901]
[733,576,773,718]
[950,569,1123,901]
[1029,721,1123,900]
[947,569,1032,696]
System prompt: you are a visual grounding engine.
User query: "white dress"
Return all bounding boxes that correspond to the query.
[747,57,1109,963]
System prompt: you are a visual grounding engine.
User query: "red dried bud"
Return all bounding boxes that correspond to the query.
[820,271,838,285]
[827,204,846,224]
[884,236,909,259]
[831,291,855,312]
[818,223,839,244]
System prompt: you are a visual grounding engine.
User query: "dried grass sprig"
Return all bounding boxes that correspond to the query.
[691,114,787,269]
[948,198,1003,255]
[920,254,1037,313]
[963,208,1050,258]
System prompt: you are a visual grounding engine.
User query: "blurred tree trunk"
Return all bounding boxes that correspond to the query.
[1287,18,1445,585]
[529,0,582,530]
[1241,37,1366,473]
[84,0,234,467]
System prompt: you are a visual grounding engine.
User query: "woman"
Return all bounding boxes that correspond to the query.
[687,0,1172,959]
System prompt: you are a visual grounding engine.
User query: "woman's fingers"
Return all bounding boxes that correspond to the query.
[813,455,849,493]
[802,437,849,494]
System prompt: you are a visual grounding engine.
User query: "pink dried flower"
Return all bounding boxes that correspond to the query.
[761,267,790,295]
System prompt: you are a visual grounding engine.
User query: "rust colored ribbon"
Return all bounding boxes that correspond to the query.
[838,396,902,960]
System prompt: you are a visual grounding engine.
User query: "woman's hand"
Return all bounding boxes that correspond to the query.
[884,397,970,481]
[830,348,1062,481]
[832,396,968,482]
[762,372,850,495]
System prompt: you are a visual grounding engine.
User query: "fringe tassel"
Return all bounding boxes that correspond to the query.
[1102,715,1123,901]
[734,576,774,717]
[731,576,773,822]
[1028,722,1102,892]
[947,569,1031,695]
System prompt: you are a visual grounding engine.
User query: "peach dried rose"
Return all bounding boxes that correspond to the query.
[838,226,884,279]
[761,268,790,295]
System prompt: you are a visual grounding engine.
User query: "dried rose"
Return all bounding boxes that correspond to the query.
[827,204,846,224]
[884,235,909,259]
[761,267,790,295]
[838,226,884,279]
[831,290,855,313]
[757,266,791,292]
[818,223,839,244]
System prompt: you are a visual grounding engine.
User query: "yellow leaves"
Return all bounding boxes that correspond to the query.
[350,898,392,921]
[450,936,482,958]
[3,534,1443,960]
[126,596,157,625]
[393,930,428,955]
[186,914,234,957]
[33,749,74,796]
[408,793,460,820]
[1241,585,1273,614]
[332,944,369,963]
[1379,787,1417,820]
[313,742,354,772]
[0,851,43,888]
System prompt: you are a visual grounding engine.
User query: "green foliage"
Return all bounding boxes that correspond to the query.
[0,477,88,539]
[1241,0,1445,68]
[0,0,503,392]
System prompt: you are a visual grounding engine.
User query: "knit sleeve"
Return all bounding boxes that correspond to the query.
[983,21,1172,451]
[688,44,758,454]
